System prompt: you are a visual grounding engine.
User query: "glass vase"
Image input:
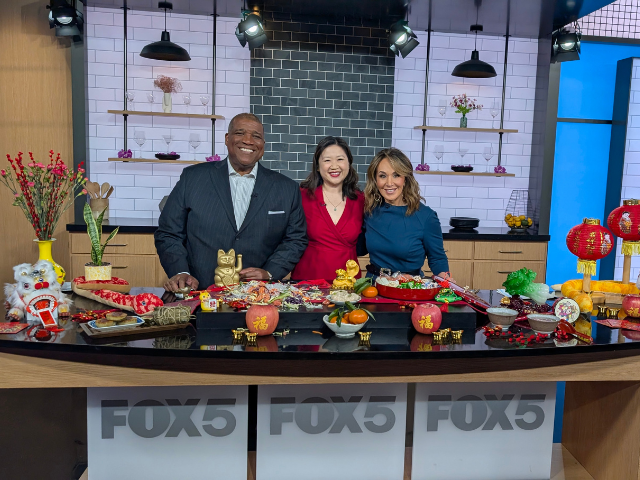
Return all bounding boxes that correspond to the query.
[162,93,172,113]
[460,115,467,128]
[36,238,65,284]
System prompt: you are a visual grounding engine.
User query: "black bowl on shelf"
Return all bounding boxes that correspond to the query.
[155,153,180,160]
[451,165,473,172]
[450,217,479,230]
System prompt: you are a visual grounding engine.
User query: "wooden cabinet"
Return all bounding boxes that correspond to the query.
[474,241,546,262]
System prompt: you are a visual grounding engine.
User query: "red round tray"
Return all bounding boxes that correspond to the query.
[376,284,442,301]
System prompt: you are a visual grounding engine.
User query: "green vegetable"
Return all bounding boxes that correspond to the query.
[353,277,372,294]
[502,268,551,304]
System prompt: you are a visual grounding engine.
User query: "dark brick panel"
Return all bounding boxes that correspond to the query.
[250,12,395,181]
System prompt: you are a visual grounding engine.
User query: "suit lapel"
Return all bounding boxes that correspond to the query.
[209,159,237,232]
[237,163,273,235]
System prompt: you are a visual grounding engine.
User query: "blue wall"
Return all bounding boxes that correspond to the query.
[547,41,640,286]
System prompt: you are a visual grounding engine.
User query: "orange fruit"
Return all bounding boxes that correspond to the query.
[361,286,378,298]
[329,316,338,323]
[349,309,369,324]
[341,313,352,325]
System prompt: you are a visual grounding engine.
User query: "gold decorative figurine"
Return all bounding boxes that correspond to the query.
[332,260,360,290]
[214,249,243,287]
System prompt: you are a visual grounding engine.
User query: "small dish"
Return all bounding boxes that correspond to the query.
[451,165,473,172]
[553,298,580,324]
[155,153,180,160]
[89,316,144,329]
[526,314,560,334]
[486,307,518,331]
[322,315,367,338]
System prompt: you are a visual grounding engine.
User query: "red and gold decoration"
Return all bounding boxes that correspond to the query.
[566,218,613,292]
[245,304,279,336]
[411,304,442,334]
[623,294,640,318]
[608,199,640,283]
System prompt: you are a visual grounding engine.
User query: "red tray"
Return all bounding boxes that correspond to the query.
[376,284,442,301]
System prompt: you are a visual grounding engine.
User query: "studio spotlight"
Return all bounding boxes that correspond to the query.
[551,25,581,63]
[47,0,84,37]
[236,11,267,49]
[389,20,419,58]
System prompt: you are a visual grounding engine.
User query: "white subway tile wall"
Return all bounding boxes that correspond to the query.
[615,58,640,281]
[86,7,250,219]
[391,31,538,228]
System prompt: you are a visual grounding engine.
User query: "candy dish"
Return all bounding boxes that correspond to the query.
[486,307,518,331]
[526,314,560,334]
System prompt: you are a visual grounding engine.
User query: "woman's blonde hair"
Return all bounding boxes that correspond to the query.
[364,148,423,216]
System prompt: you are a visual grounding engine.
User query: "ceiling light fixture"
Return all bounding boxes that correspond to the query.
[389,20,419,58]
[140,2,191,62]
[451,0,496,78]
[47,0,84,37]
[551,22,581,63]
[235,8,267,49]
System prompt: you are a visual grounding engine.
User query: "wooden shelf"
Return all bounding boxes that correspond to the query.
[415,170,515,177]
[414,126,518,133]
[108,158,204,165]
[108,110,225,120]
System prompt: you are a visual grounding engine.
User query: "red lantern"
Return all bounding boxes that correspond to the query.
[245,304,279,336]
[608,199,640,283]
[411,304,442,334]
[566,218,613,276]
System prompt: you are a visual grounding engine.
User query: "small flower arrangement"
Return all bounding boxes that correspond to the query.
[206,154,222,162]
[117,149,132,159]
[154,75,183,94]
[450,93,483,115]
[415,164,430,172]
[0,151,86,240]
[494,165,507,174]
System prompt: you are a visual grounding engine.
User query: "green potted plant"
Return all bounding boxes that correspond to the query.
[83,202,119,281]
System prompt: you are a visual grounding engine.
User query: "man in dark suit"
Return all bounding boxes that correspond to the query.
[155,113,308,292]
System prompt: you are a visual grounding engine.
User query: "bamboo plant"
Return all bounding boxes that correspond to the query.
[83,202,119,266]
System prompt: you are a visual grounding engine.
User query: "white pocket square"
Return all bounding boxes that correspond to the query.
[268,210,285,215]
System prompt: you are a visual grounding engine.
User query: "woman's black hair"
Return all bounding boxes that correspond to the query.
[300,136,360,200]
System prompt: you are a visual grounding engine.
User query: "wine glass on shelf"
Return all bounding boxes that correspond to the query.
[490,100,500,127]
[483,146,494,173]
[189,133,201,160]
[438,100,447,127]
[134,130,146,158]
[147,92,155,112]
[126,91,135,111]
[183,94,191,114]
[458,146,469,166]
[200,95,210,115]
[433,145,444,171]
[162,134,172,153]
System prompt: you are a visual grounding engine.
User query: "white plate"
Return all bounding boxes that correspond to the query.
[61,282,72,293]
[88,316,145,329]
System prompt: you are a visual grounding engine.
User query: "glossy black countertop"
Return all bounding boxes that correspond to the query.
[0,289,632,363]
[66,218,550,242]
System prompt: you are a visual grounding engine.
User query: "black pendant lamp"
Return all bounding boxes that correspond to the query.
[451,1,496,78]
[140,2,191,62]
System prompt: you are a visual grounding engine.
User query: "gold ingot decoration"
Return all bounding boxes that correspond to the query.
[358,331,372,346]
[245,332,258,346]
[597,305,608,317]
[500,296,511,306]
[451,330,463,344]
[608,307,620,319]
[331,260,360,291]
[232,328,247,344]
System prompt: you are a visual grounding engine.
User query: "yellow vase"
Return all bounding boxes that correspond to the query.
[36,238,65,285]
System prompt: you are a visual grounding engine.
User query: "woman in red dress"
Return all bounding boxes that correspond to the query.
[291,136,364,282]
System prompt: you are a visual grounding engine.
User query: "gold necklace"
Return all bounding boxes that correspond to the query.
[323,189,344,212]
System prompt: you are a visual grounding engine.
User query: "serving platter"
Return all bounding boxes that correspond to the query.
[376,284,441,301]
[80,319,190,338]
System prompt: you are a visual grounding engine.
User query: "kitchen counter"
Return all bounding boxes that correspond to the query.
[67,218,550,242]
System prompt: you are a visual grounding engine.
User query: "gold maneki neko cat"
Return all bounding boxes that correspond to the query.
[214,249,243,287]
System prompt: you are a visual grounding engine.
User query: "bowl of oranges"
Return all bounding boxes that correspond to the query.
[505,214,533,233]
[324,302,374,338]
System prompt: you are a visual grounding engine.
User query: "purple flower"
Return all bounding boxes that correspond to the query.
[117,149,132,159]
[494,165,507,174]
[415,164,430,172]
[205,154,222,162]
